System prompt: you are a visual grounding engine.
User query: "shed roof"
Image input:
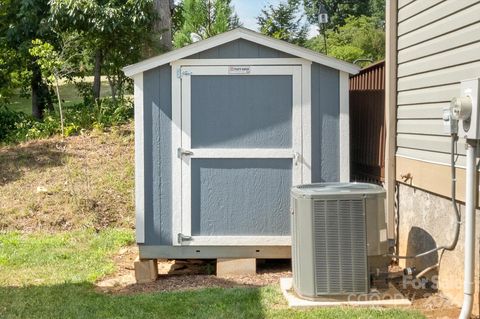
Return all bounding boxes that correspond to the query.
[122,28,361,77]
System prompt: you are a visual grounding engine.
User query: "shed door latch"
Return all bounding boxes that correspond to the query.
[178,233,193,244]
[178,147,194,158]
[293,151,300,165]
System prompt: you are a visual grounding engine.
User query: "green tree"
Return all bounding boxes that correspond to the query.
[307,15,385,64]
[0,0,56,118]
[257,0,309,46]
[50,0,155,102]
[173,0,240,48]
[303,0,384,29]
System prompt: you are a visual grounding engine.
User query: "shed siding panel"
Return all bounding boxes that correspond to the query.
[395,0,480,166]
[190,75,293,148]
[143,65,172,245]
[186,39,294,59]
[311,63,340,182]
[191,159,291,236]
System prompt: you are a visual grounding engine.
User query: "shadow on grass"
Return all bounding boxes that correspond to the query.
[0,282,267,319]
[0,140,70,186]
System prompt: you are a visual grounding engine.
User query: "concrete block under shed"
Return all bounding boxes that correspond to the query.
[216,258,256,277]
[134,258,158,283]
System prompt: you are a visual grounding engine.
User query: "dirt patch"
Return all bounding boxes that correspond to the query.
[388,267,462,319]
[95,246,292,295]
[0,125,135,232]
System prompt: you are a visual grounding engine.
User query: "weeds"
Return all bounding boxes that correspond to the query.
[0,97,133,144]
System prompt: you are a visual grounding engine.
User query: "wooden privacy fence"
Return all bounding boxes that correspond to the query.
[349,60,386,183]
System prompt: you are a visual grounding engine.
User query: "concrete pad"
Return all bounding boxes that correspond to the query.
[280,278,411,308]
[216,258,256,277]
[134,258,158,283]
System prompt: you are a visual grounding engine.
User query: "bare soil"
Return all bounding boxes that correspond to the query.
[0,124,135,232]
[95,246,292,295]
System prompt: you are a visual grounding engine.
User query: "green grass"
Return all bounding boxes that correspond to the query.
[0,229,425,319]
[0,229,134,286]
[0,284,424,319]
[8,78,112,114]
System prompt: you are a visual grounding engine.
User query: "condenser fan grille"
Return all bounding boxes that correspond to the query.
[313,199,368,295]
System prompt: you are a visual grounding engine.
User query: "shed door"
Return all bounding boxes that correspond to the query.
[177,65,302,246]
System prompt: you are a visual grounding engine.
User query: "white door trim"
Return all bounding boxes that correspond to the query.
[171,66,182,245]
[189,148,296,158]
[181,236,291,246]
[171,61,308,246]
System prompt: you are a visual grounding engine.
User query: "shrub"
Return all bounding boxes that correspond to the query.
[0,98,133,144]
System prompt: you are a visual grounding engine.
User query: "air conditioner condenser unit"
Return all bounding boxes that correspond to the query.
[291,183,388,298]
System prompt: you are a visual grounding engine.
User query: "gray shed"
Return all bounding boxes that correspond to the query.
[123,28,360,259]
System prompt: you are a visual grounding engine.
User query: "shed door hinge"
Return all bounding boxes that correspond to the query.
[176,69,192,78]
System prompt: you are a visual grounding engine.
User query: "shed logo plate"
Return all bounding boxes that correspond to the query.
[228,66,251,74]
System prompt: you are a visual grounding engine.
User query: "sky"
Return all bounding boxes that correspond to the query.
[231,0,318,37]
[231,0,282,31]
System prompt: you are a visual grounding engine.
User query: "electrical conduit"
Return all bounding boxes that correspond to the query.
[459,140,477,319]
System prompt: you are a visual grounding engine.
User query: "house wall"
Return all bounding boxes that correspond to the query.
[396,0,480,168]
[397,184,480,314]
[392,0,480,312]
[138,39,341,248]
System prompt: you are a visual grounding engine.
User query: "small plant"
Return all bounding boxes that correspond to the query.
[0,97,133,144]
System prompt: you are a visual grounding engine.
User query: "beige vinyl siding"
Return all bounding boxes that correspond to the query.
[396,0,480,167]
[398,0,415,9]
[397,0,477,35]
[397,2,480,49]
[397,0,444,24]
[398,22,480,63]
[397,103,445,119]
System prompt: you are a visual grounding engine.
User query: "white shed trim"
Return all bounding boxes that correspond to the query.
[133,73,145,244]
[171,65,182,245]
[301,61,312,184]
[175,58,307,65]
[123,28,360,77]
[339,71,350,182]
[180,236,291,246]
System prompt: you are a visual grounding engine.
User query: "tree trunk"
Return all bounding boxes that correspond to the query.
[106,74,117,104]
[31,64,44,119]
[92,50,103,102]
[154,0,173,51]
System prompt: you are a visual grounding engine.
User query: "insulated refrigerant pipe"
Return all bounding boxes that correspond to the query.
[459,140,477,319]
